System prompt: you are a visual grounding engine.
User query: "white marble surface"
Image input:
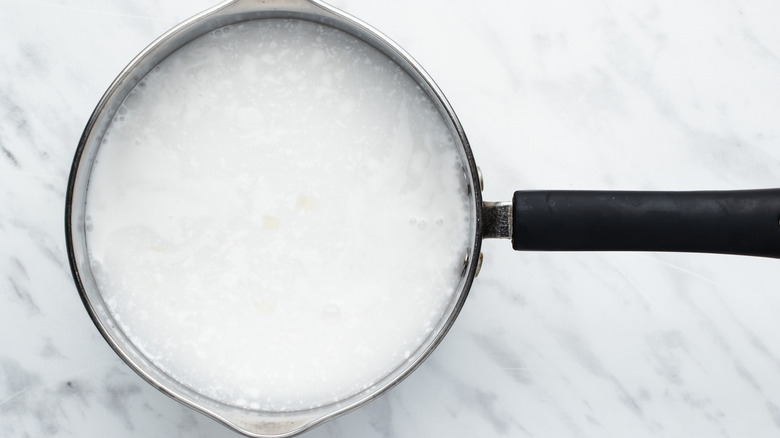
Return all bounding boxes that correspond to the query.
[3,0,780,436]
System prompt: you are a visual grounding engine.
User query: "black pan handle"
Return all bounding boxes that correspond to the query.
[511,189,780,258]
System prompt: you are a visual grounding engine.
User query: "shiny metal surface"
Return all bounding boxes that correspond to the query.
[482,202,512,239]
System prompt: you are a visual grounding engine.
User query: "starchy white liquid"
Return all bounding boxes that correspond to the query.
[86,19,472,411]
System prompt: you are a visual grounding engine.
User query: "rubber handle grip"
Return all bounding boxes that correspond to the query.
[512,189,780,258]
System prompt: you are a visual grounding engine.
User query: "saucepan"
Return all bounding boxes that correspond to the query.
[65,0,780,437]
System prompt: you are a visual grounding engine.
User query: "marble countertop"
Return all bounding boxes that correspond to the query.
[3,0,780,436]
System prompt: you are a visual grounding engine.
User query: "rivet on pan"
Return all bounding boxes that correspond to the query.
[461,166,472,196]
[460,250,470,277]
[474,252,484,277]
[477,166,484,192]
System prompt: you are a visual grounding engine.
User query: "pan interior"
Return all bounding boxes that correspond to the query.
[83,17,475,412]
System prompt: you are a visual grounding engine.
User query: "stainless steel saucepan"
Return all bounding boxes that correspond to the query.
[65,0,780,436]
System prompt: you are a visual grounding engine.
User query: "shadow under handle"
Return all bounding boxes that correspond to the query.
[510,189,780,258]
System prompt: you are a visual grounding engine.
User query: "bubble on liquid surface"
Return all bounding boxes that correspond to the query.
[322,304,341,322]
